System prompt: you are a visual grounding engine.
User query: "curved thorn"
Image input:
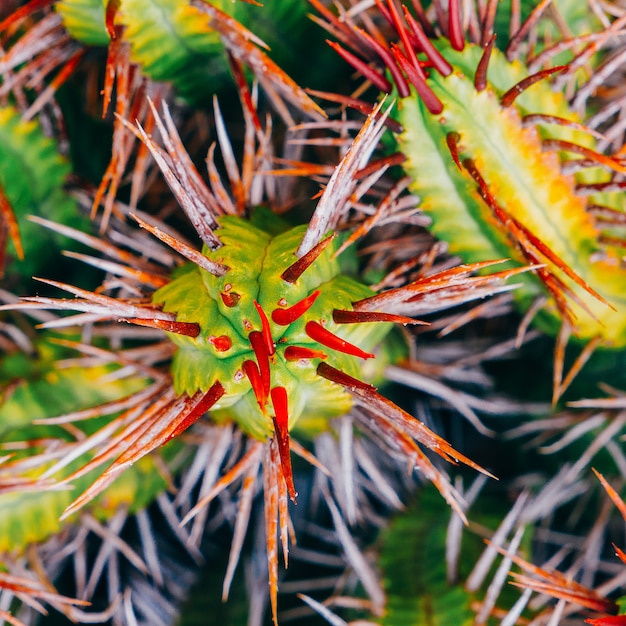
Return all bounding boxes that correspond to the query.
[332,310,428,326]
[271,290,321,325]
[500,65,566,108]
[282,233,335,282]
[284,346,327,361]
[543,139,626,175]
[316,362,377,392]
[249,331,271,396]
[270,387,297,502]
[119,318,200,337]
[446,131,463,170]
[254,300,275,355]
[475,34,496,92]
[243,359,267,411]
[305,321,374,359]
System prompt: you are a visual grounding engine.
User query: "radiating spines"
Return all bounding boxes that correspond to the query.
[155,211,386,435]
[18,204,509,536]
[316,1,626,385]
